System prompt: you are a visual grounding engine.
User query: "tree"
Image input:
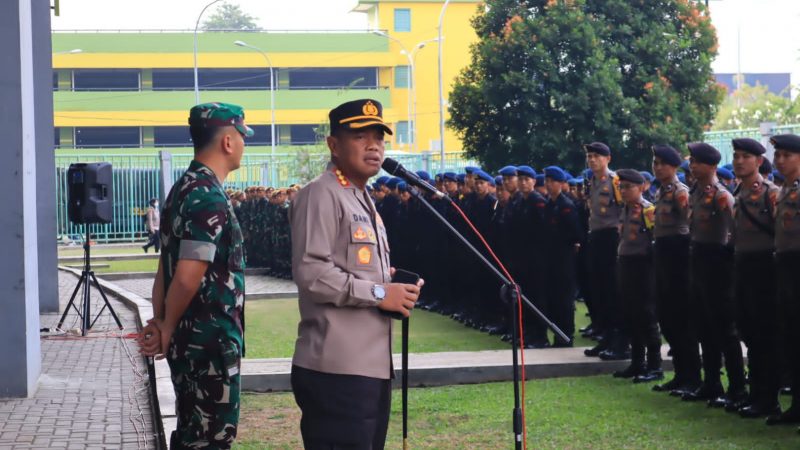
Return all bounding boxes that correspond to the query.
[202,2,259,31]
[712,83,797,130]
[449,0,724,173]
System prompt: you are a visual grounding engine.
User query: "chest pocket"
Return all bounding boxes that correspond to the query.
[782,200,800,233]
[347,222,379,271]
[228,209,245,271]
[597,192,611,207]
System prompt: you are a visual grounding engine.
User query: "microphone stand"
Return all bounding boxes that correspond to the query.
[408,188,569,448]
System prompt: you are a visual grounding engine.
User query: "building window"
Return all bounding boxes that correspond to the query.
[200,69,271,90]
[54,127,60,147]
[394,9,411,32]
[73,70,140,91]
[75,127,141,148]
[153,126,192,147]
[290,125,318,145]
[152,70,195,90]
[287,68,378,89]
[247,125,274,145]
[395,66,410,89]
[395,121,412,145]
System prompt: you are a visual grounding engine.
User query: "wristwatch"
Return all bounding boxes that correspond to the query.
[371,284,386,302]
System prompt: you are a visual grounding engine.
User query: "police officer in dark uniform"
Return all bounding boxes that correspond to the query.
[682,143,746,405]
[470,169,500,330]
[649,145,702,394]
[583,142,628,360]
[766,134,800,426]
[728,138,781,417]
[542,166,581,347]
[612,169,663,382]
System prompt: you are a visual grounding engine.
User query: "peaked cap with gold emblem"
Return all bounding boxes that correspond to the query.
[329,99,393,135]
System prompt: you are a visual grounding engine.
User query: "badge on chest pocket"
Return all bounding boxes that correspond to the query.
[349,222,378,269]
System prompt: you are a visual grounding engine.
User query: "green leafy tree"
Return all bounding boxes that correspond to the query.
[202,2,259,31]
[713,83,797,130]
[449,0,724,173]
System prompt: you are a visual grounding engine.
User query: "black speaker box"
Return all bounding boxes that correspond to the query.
[67,162,113,224]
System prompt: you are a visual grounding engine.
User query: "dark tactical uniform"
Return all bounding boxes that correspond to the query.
[161,160,245,449]
[616,197,662,377]
[686,179,746,401]
[516,189,549,346]
[733,175,780,415]
[586,169,625,356]
[469,190,499,331]
[652,176,702,391]
[775,177,800,420]
[542,191,581,344]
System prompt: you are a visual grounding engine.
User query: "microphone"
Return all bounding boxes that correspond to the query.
[382,157,448,200]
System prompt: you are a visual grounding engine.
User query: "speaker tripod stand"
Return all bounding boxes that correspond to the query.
[57,226,123,336]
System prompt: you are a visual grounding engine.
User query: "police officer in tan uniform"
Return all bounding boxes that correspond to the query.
[289,99,422,449]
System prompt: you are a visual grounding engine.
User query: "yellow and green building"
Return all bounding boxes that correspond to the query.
[51,0,481,153]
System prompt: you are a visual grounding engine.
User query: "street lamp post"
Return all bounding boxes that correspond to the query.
[437,0,451,172]
[194,0,223,104]
[373,31,413,150]
[234,40,277,185]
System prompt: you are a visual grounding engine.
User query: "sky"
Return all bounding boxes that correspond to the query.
[52,0,800,76]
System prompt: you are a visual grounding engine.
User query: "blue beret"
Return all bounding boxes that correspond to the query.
[435,173,443,182]
[456,174,466,183]
[544,166,567,182]
[535,174,545,185]
[386,177,402,189]
[582,168,594,179]
[722,163,734,171]
[563,171,574,180]
[415,170,431,182]
[773,169,785,182]
[494,175,503,186]
[688,142,721,165]
[375,176,390,186]
[639,171,655,183]
[567,178,578,186]
[677,172,686,183]
[770,134,800,153]
[732,138,766,156]
[584,142,611,156]
[617,168,645,185]
[371,182,381,190]
[652,144,682,167]
[499,165,518,177]
[443,172,457,182]
[464,166,480,174]
[517,165,536,178]
[575,177,584,184]
[716,167,734,180]
[680,160,690,171]
[474,169,493,184]
[397,181,409,192]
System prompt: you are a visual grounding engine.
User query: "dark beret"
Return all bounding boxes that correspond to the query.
[397,181,408,192]
[443,172,457,182]
[494,175,503,186]
[639,171,655,182]
[759,158,773,175]
[616,168,645,185]
[770,134,800,153]
[517,165,537,178]
[732,138,766,156]
[535,174,545,185]
[773,169,785,182]
[687,142,721,166]
[584,142,611,156]
[544,166,567,182]
[652,144,682,167]
[456,174,466,183]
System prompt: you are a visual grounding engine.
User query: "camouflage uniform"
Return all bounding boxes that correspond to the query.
[161,157,246,448]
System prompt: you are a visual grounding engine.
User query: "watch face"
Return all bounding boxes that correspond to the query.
[374,285,386,299]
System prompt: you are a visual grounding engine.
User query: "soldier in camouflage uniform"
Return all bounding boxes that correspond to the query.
[138,102,250,449]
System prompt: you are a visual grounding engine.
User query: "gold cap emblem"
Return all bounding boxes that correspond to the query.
[362,101,379,116]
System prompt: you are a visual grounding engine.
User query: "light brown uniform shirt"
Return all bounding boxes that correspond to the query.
[733,175,778,253]
[289,163,393,379]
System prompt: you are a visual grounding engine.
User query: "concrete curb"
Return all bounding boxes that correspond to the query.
[240,349,675,392]
[58,266,172,449]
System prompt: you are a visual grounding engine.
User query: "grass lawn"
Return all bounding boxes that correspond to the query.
[235,375,799,449]
[244,299,511,358]
[91,258,158,273]
[58,244,147,257]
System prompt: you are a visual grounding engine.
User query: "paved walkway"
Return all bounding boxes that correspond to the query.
[0,272,157,450]
[111,274,298,300]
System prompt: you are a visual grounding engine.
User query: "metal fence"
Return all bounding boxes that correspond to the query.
[54,150,478,243]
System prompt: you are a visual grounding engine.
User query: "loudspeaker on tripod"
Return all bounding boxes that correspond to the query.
[67,162,113,224]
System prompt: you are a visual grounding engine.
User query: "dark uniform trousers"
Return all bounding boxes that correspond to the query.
[291,365,391,450]
[544,249,576,340]
[690,242,745,391]
[588,228,620,343]
[618,255,661,368]
[735,251,779,407]
[777,251,800,406]
[654,235,701,385]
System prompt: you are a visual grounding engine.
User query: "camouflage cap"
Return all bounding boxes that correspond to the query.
[189,102,254,137]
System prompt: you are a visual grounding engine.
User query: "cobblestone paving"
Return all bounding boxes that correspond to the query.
[112,274,298,300]
[0,273,157,450]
